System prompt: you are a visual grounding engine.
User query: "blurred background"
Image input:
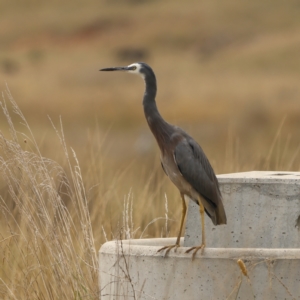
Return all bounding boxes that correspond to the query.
[1,0,300,243]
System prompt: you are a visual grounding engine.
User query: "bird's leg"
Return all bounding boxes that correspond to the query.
[158,193,186,256]
[175,193,187,246]
[185,200,206,259]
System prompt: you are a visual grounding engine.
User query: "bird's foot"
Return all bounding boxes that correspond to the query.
[157,244,180,257]
[185,244,205,260]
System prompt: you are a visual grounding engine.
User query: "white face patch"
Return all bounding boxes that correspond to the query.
[127,63,145,79]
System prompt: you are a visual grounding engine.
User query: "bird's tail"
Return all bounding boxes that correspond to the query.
[214,197,227,225]
[202,194,227,226]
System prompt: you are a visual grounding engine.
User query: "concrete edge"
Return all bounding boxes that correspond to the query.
[99,238,300,260]
[217,171,300,184]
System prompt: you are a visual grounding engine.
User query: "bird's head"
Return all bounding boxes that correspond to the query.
[100,62,155,81]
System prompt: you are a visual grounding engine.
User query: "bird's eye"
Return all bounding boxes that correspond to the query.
[131,66,137,70]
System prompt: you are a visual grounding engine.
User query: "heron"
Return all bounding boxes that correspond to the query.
[100,62,227,258]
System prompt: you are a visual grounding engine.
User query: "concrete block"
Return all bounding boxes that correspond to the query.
[99,171,300,299]
[184,171,300,248]
[99,238,300,299]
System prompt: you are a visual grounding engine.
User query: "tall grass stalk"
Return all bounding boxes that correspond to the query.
[0,90,99,299]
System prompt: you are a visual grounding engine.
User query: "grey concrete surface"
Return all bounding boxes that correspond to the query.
[99,171,300,299]
[184,171,300,248]
[99,238,300,299]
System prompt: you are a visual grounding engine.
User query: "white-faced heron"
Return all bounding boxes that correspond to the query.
[100,62,227,258]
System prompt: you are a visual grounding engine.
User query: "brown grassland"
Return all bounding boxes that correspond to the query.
[0,0,300,298]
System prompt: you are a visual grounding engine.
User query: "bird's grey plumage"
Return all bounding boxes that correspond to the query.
[131,62,226,225]
[174,137,226,225]
[100,62,227,255]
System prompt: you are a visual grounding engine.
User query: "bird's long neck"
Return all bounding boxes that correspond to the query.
[143,75,173,152]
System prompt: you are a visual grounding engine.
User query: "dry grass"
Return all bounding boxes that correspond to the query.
[0,91,99,299]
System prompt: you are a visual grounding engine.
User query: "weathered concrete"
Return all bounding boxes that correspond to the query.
[184,171,300,248]
[99,171,300,299]
[100,238,300,299]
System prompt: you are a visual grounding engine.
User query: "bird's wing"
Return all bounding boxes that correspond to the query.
[174,138,220,206]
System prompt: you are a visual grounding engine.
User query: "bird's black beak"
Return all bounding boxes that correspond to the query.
[100,66,135,72]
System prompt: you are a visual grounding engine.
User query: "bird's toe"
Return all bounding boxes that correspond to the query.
[157,244,180,257]
[185,244,205,260]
